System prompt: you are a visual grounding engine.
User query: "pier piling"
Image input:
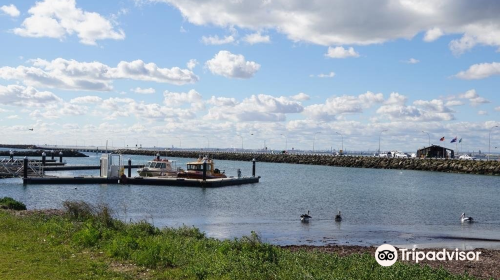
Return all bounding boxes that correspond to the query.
[23,157,28,179]
[252,158,256,177]
[59,151,63,163]
[42,152,46,166]
[128,158,132,178]
[203,160,207,181]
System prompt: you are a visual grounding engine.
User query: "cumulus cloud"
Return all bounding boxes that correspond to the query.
[1,4,20,17]
[163,89,203,107]
[151,0,500,54]
[445,100,464,107]
[325,46,359,58]
[478,110,488,115]
[187,59,198,70]
[303,91,384,121]
[455,62,500,80]
[290,92,310,101]
[0,58,198,91]
[12,0,125,45]
[205,50,260,79]
[458,89,490,106]
[201,35,235,45]
[0,84,62,107]
[242,32,270,44]
[376,93,454,122]
[131,87,156,94]
[70,96,102,104]
[423,27,444,42]
[207,94,303,122]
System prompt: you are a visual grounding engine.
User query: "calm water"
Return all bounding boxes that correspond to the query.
[1,152,499,249]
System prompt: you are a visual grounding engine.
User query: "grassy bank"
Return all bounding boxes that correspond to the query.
[0,200,476,280]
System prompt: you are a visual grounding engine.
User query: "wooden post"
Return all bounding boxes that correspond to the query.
[59,151,63,163]
[128,158,132,178]
[42,152,46,166]
[23,157,28,179]
[252,158,256,177]
[202,160,207,181]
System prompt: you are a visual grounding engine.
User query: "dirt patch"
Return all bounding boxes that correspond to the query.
[282,245,500,279]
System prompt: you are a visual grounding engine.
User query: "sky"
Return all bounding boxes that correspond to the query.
[0,0,499,153]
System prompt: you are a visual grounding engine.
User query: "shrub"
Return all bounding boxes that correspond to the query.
[0,197,27,210]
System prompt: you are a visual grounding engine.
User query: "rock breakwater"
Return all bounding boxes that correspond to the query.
[116,150,500,176]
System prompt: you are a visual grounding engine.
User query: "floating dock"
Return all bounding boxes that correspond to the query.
[22,176,260,188]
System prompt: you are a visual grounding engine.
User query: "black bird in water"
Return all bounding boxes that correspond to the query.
[335,211,342,222]
[300,210,312,222]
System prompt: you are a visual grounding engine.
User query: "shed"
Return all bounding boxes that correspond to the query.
[417,145,455,159]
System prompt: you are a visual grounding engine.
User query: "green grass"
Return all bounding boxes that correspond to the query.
[0,200,478,280]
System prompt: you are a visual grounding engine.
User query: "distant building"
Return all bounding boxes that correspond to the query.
[417,145,455,159]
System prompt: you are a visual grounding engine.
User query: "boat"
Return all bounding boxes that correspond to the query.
[137,157,177,177]
[177,156,226,179]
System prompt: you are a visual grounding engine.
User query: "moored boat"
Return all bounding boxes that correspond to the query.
[137,157,177,177]
[177,156,226,179]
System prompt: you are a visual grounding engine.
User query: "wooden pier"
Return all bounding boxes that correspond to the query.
[22,176,260,188]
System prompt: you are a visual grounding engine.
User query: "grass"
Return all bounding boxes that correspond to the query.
[0,199,478,280]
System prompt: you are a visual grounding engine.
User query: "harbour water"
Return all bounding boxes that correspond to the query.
[1,152,499,249]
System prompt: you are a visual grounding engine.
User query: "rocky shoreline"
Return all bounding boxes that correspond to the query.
[114,149,500,176]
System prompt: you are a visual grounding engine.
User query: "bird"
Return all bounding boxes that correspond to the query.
[461,213,473,223]
[300,210,312,222]
[335,211,342,222]
[28,128,33,131]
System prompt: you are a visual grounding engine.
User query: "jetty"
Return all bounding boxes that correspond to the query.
[20,154,260,188]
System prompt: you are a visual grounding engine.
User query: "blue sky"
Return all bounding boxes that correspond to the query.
[0,0,499,153]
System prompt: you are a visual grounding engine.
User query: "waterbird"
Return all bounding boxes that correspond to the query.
[335,211,342,222]
[461,213,473,223]
[300,210,312,222]
[28,128,33,131]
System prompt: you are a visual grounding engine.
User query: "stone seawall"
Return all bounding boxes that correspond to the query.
[0,150,88,157]
[116,150,500,176]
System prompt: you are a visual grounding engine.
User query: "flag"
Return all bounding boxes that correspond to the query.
[440,137,445,141]
[450,137,457,143]
[459,138,462,143]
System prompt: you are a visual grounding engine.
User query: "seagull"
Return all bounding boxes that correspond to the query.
[461,213,474,223]
[335,211,342,222]
[300,210,312,222]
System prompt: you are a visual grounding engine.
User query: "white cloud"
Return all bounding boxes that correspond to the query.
[290,92,310,101]
[152,0,500,54]
[478,110,488,115]
[187,59,198,70]
[376,93,454,122]
[303,91,384,121]
[207,96,237,107]
[205,50,260,79]
[495,106,500,112]
[0,58,199,91]
[423,27,443,42]
[163,89,203,107]
[13,0,125,45]
[458,89,490,106]
[402,58,420,64]
[325,46,359,59]
[70,96,102,104]
[0,84,62,107]
[207,94,303,122]
[455,62,500,80]
[201,35,235,45]
[242,32,270,44]
[311,72,335,78]
[445,100,464,107]
[1,4,20,17]
[7,115,20,119]
[131,87,156,94]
